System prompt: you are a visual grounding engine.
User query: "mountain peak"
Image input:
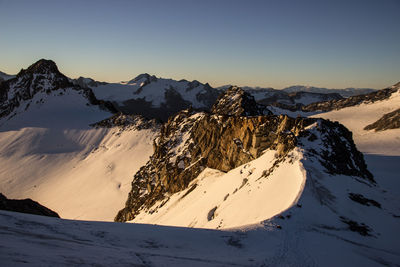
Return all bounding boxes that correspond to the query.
[127,73,158,84]
[24,59,60,75]
[211,86,269,116]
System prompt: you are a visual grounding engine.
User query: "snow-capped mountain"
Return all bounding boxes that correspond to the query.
[78,73,221,121]
[0,59,116,120]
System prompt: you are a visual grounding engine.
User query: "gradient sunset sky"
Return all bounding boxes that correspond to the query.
[1,0,399,89]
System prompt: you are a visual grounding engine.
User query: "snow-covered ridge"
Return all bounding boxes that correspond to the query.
[88,73,220,121]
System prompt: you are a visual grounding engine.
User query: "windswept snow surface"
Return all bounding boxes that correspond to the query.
[133,149,306,229]
[0,89,157,221]
[311,89,400,155]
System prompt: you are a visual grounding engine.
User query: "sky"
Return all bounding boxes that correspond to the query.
[0,0,399,89]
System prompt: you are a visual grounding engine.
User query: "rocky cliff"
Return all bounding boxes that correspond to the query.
[115,87,373,222]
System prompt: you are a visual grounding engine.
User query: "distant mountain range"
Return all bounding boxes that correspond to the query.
[217,84,377,97]
[1,65,380,121]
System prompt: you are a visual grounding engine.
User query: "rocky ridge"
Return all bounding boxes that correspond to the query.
[364,108,400,131]
[279,82,400,113]
[91,112,160,131]
[115,87,373,222]
[211,86,271,116]
[0,193,59,218]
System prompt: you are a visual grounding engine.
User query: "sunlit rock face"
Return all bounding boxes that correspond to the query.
[115,87,373,222]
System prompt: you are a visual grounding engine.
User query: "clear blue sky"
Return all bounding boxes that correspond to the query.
[0,0,399,89]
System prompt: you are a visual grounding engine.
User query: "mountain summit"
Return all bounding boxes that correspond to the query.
[0,59,116,119]
[211,86,270,116]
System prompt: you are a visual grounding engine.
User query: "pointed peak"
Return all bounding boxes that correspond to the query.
[24,59,59,75]
[127,73,158,84]
[211,86,268,116]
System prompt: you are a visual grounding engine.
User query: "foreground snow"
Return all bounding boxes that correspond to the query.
[0,89,157,221]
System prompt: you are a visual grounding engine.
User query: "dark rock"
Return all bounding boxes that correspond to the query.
[364,108,400,131]
[0,193,59,218]
[211,86,270,116]
[340,216,372,236]
[90,113,160,130]
[348,193,381,208]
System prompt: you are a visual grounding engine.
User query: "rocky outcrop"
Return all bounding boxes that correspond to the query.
[115,88,373,222]
[91,113,160,131]
[0,193,59,218]
[364,108,400,131]
[0,59,117,118]
[211,86,270,116]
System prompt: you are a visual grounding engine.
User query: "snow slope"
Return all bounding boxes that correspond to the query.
[133,149,306,229]
[311,88,400,155]
[0,89,158,221]
[1,144,399,266]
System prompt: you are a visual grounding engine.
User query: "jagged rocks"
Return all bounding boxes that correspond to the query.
[211,86,270,116]
[364,108,400,131]
[91,113,160,131]
[299,120,374,182]
[0,193,59,218]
